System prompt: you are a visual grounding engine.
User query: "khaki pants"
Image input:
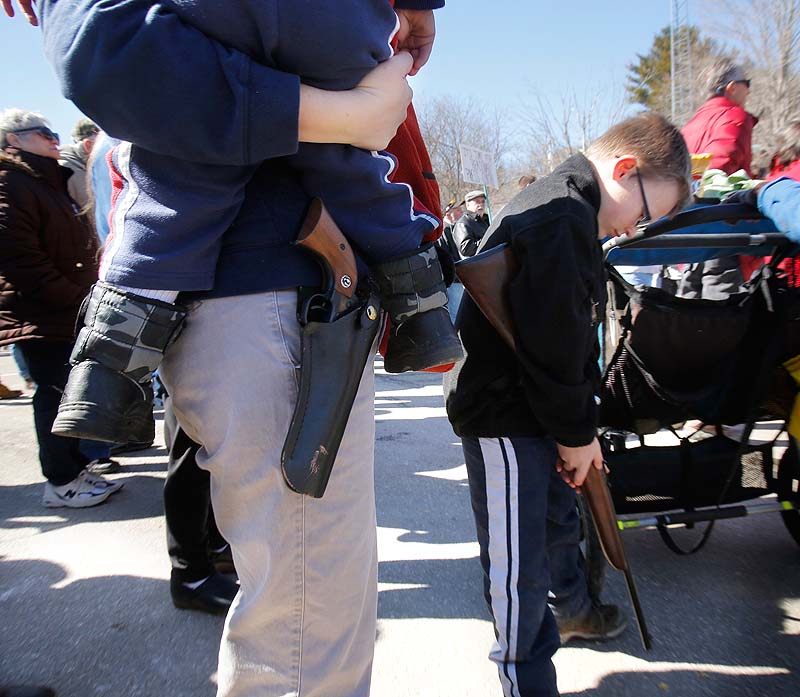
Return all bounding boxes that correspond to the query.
[162,290,378,697]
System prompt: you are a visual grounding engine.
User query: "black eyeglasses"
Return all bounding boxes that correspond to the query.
[10,126,60,143]
[634,167,651,228]
[737,79,751,89]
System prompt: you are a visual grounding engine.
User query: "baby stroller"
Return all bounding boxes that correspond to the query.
[597,202,800,555]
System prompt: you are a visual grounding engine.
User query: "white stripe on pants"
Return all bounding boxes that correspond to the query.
[480,438,522,697]
[161,290,378,697]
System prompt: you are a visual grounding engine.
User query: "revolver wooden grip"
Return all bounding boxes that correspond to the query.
[296,198,357,299]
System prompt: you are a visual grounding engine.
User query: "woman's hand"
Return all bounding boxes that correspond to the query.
[299,51,413,151]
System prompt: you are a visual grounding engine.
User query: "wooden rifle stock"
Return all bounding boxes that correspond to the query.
[455,243,652,650]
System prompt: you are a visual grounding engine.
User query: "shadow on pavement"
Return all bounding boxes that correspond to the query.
[0,557,222,697]
[0,471,166,533]
[561,667,794,697]
[378,557,490,621]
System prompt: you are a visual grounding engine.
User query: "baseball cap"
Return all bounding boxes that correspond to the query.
[72,118,99,141]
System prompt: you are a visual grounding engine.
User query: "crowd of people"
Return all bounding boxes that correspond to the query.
[3,2,800,697]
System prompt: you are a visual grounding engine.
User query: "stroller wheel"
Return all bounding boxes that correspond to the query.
[777,441,800,547]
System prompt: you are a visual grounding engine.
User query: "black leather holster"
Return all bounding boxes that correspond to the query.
[281,291,381,498]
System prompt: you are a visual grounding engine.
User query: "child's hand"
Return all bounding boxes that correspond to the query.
[395,9,436,75]
[1,0,38,25]
[555,438,604,489]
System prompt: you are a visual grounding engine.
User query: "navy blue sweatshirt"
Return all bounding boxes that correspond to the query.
[40,0,444,295]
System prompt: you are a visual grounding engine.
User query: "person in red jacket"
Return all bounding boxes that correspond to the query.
[679,60,756,299]
[682,59,756,176]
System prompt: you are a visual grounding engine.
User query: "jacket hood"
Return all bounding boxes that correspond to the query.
[0,149,39,177]
[0,149,73,189]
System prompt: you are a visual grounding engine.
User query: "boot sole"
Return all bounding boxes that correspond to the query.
[559,619,628,644]
[383,342,464,373]
[52,405,154,445]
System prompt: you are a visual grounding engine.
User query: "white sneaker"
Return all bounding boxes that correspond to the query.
[42,471,117,508]
[78,468,124,494]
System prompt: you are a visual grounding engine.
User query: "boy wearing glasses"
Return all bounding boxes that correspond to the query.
[444,112,690,697]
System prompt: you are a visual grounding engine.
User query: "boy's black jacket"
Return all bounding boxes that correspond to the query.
[444,154,606,446]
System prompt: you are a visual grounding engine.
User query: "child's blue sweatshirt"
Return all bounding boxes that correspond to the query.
[40,0,444,295]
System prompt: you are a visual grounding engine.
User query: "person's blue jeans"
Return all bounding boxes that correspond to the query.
[447,282,465,324]
[11,343,32,382]
[79,438,113,461]
[462,434,589,697]
[16,340,89,486]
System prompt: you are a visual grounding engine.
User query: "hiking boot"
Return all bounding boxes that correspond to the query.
[556,603,628,645]
[42,471,117,508]
[52,283,185,444]
[110,437,155,455]
[373,243,463,373]
[0,382,22,400]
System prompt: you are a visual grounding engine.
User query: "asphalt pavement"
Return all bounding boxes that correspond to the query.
[1,351,798,696]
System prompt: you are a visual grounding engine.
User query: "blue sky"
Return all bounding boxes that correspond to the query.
[0,1,676,142]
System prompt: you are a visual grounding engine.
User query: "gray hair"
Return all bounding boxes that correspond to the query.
[0,108,50,148]
[703,58,748,96]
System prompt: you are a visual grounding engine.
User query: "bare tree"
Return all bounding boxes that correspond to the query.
[517,82,631,178]
[699,0,800,171]
[416,95,511,209]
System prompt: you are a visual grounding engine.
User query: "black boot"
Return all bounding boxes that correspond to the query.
[52,283,186,444]
[373,243,463,373]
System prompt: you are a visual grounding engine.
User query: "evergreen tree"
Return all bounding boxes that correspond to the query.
[626,26,722,117]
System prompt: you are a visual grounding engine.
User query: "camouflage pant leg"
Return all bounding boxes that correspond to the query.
[70,282,187,381]
[373,243,448,323]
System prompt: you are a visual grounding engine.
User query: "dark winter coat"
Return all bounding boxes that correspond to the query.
[444,154,605,447]
[0,150,99,346]
[451,211,489,258]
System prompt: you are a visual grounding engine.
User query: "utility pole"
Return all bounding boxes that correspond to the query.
[670,0,694,126]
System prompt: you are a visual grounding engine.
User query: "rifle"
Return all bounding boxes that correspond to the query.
[455,243,652,650]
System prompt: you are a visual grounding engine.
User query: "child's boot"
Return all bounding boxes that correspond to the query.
[52,282,186,444]
[373,243,463,373]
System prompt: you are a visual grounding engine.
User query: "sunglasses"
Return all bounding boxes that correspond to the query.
[634,166,651,229]
[10,126,60,143]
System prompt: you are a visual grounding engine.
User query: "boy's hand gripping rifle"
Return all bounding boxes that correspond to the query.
[281,198,381,498]
[455,244,652,650]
